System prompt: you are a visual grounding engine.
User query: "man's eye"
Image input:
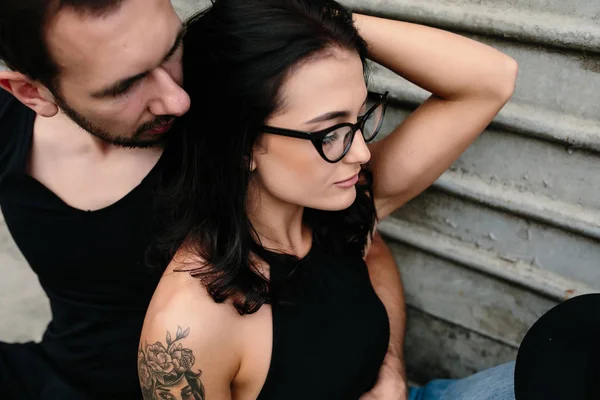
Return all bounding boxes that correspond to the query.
[112,83,136,97]
[165,42,184,62]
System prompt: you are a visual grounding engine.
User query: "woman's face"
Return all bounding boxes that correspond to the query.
[252,48,370,211]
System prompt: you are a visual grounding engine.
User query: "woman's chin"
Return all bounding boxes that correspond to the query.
[308,189,357,211]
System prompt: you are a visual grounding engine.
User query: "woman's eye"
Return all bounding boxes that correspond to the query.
[322,131,340,145]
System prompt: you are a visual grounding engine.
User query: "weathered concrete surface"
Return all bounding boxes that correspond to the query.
[0,214,50,342]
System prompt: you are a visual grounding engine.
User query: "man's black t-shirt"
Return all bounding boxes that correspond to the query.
[0,88,164,399]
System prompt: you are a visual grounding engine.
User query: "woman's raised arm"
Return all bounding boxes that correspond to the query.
[354,14,518,219]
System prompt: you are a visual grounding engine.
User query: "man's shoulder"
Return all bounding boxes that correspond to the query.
[0,87,30,126]
[0,88,33,182]
[0,88,15,117]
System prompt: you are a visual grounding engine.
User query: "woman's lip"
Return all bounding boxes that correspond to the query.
[334,173,360,188]
[335,172,360,184]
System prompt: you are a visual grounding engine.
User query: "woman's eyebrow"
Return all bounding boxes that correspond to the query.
[304,94,369,125]
[304,110,350,124]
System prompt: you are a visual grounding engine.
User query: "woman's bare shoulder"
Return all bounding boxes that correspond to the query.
[138,257,242,399]
[144,254,240,337]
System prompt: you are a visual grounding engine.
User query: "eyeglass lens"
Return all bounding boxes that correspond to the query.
[320,102,384,161]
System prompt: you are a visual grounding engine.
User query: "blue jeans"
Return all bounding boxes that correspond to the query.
[409,362,515,400]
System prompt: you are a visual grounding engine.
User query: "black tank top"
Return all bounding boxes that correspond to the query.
[0,89,163,399]
[258,241,390,399]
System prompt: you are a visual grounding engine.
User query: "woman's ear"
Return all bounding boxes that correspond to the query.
[250,136,269,172]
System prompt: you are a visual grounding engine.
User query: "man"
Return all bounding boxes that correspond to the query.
[0,0,514,399]
[0,1,407,399]
[0,0,189,398]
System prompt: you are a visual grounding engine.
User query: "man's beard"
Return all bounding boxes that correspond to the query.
[55,95,174,149]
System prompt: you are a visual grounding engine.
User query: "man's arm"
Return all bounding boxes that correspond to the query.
[362,231,408,400]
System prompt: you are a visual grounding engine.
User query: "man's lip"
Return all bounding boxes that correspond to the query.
[147,119,175,134]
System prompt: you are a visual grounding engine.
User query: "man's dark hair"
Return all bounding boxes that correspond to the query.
[0,0,125,90]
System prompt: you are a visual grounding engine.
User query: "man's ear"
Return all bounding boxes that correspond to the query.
[0,70,59,117]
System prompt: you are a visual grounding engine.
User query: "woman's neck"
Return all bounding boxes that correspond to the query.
[247,181,312,258]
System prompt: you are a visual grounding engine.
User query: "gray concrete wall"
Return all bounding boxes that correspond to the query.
[0,217,50,341]
[2,0,598,383]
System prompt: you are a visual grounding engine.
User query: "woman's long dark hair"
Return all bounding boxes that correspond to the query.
[155,0,377,314]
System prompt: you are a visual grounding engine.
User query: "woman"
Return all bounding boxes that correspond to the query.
[138,0,517,399]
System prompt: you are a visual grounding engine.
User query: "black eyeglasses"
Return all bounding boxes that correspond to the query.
[261,91,389,163]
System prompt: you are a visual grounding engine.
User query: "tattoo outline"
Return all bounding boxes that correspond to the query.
[139,326,206,400]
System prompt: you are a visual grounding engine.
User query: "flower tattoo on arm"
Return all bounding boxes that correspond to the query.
[139,326,206,400]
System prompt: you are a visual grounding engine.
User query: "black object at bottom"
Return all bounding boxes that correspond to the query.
[515,294,600,400]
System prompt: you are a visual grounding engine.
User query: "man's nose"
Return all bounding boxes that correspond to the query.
[148,67,191,117]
